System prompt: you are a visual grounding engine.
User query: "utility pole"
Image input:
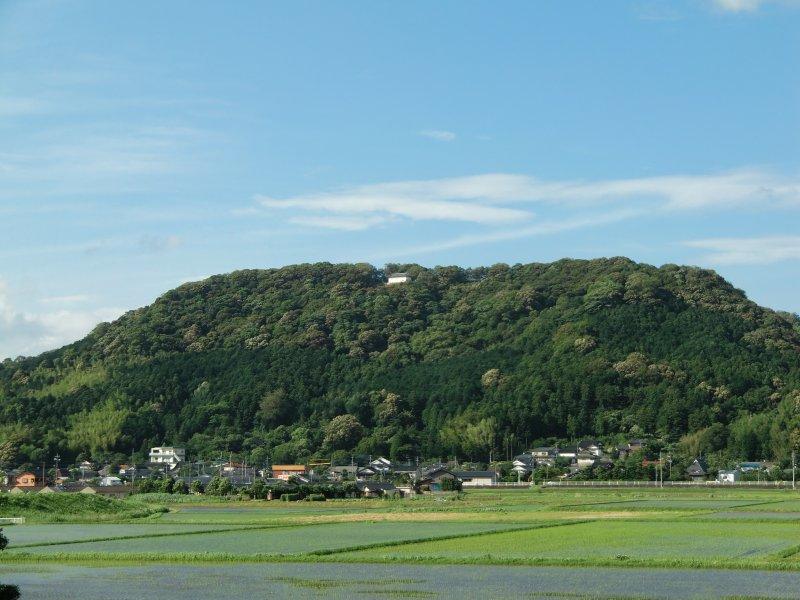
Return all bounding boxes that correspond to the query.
[130,449,136,486]
[793,450,796,491]
[53,454,60,486]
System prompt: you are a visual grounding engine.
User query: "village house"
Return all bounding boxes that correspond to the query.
[512,453,535,477]
[271,464,307,481]
[717,469,740,484]
[53,469,69,485]
[355,481,400,498]
[328,465,359,481]
[148,447,185,471]
[530,447,559,465]
[558,446,578,461]
[576,451,599,469]
[739,461,772,472]
[618,439,646,459]
[686,458,709,482]
[369,456,392,473]
[80,485,130,499]
[452,470,498,487]
[14,471,40,487]
[415,467,459,492]
[99,476,123,487]
[577,439,604,457]
[360,457,418,480]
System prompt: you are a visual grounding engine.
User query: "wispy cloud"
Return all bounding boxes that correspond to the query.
[289,215,392,231]
[386,208,646,258]
[684,235,800,265]
[0,279,122,359]
[710,0,800,11]
[256,184,534,226]
[39,294,92,305]
[252,169,799,237]
[138,234,182,253]
[418,129,456,142]
[712,0,766,11]
[0,125,204,199]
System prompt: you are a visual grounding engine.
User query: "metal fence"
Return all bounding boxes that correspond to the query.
[465,482,531,489]
[542,480,795,488]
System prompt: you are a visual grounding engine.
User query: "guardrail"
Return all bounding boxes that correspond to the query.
[464,482,532,489]
[542,480,795,488]
[0,517,25,524]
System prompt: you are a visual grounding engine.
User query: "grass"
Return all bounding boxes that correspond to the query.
[30,365,106,399]
[0,493,164,522]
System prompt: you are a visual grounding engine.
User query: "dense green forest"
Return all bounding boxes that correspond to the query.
[1,258,799,469]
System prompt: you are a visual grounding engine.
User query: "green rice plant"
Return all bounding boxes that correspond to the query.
[8,521,521,557]
[340,519,800,564]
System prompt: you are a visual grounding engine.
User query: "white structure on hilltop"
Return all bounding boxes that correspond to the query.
[149,447,185,470]
[387,272,411,285]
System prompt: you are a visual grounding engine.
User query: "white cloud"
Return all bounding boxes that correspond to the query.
[684,235,800,265]
[419,129,456,142]
[0,125,202,200]
[138,234,182,253]
[39,294,91,305]
[387,209,646,257]
[0,279,122,359]
[253,169,799,234]
[256,188,533,226]
[710,0,800,11]
[289,215,391,231]
[712,0,765,11]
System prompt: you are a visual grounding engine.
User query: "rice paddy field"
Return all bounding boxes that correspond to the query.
[3,487,800,598]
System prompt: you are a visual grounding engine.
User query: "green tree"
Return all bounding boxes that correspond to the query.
[66,398,130,455]
[258,389,289,427]
[323,415,363,450]
[205,476,233,496]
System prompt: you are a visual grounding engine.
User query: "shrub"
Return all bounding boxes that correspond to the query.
[307,493,326,501]
[205,476,234,496]
[280,493,300,501]
[441,477,462,492]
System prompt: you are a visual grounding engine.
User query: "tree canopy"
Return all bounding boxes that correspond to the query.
[1,258,798,467]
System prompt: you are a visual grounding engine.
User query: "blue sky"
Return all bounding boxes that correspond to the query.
[1,0,798,358]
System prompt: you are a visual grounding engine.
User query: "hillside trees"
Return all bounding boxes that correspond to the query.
[0,259,797,467]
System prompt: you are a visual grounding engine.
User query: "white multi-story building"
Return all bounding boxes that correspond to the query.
[149,447,185,470]
[386,273,412,285]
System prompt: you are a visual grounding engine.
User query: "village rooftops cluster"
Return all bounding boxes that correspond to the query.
[0,448,505,500]
[512,439,611,478]
[511,439,776,483]
[3,440,782,499]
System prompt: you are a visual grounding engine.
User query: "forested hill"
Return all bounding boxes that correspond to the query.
[1,258,799,468]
